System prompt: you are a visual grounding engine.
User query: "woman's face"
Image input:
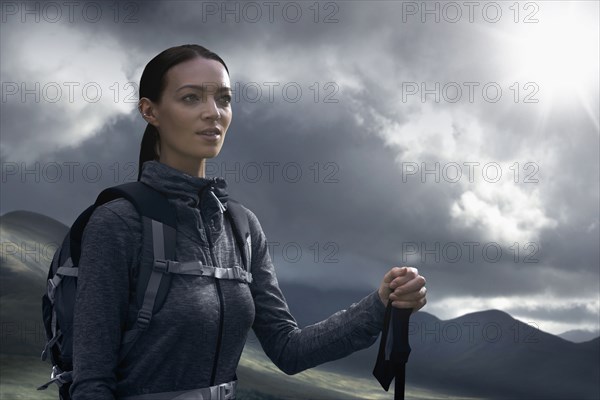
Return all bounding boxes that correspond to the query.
[146,57,232,174]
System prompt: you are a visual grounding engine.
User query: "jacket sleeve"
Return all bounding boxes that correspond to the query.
[246,209,387,375]
[70,204,137,399]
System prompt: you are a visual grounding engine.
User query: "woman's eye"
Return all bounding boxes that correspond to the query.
[182,94,199,102]
[182,93,231,104]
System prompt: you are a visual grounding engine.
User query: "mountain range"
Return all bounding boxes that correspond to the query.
[1,210,598,399]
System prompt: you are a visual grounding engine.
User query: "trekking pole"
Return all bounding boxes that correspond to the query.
[373,300,412,400]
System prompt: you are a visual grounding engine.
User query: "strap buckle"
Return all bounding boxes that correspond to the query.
[153,259,170,273]
[136,308,152,329]
[219,381,235,400]
[37,366,72,391]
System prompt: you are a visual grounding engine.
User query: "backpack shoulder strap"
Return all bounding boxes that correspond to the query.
[68,181,177,311]
[89,182,177,364]
[225,198,252,274]
[95,181,177,228]
[222,197,251,387]
[68,182,177,265]
[97,181,177,309]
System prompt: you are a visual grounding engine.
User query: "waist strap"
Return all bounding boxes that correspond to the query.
[120,379,237,400]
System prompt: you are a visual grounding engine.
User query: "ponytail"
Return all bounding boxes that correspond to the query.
[137,123,160,181]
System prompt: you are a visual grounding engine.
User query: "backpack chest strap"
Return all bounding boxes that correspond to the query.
[153,259,253,284]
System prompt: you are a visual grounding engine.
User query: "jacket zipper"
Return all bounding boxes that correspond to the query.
[199,180,225,387]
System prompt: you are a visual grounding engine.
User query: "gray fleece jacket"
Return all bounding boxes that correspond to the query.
[70,160,387,399]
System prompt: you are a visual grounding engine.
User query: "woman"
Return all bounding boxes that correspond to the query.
[70,44,427,400]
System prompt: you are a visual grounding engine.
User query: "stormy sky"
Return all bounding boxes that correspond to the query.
[1,0,598,335]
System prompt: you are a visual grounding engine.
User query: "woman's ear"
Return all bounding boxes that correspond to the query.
[138,98,159,128]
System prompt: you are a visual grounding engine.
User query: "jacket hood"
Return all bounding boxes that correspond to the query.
[139,160,229,213]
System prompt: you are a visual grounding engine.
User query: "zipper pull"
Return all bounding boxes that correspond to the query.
[209,189,226,214]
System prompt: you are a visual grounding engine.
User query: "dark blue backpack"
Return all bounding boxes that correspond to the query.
[37,181,253,399]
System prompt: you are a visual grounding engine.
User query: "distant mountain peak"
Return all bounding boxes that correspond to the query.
[559,328,600,343]
[450,308,515,322]
[1,209,67,228]
[1,209,68,241]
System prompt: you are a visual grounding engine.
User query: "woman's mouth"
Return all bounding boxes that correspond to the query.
[196,129,221,141]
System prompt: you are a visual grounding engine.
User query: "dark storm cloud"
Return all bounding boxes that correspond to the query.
[1,113,145,226]
[1,0,598,333]
[507,303,599,325]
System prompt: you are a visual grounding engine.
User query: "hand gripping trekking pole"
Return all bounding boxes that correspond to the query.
[373,300,412,400]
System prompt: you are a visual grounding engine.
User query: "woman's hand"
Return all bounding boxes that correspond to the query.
[378,266,426,313]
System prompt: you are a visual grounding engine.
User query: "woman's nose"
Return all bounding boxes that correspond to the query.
[201,99,221,120]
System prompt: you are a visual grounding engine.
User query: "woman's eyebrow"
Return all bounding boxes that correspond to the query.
[175,84,232,93]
